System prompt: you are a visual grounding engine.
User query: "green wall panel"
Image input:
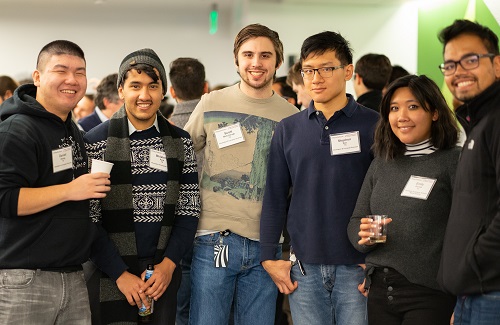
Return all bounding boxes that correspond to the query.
[418,0,500,107]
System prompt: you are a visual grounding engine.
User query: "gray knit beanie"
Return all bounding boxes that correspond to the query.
[117,48,167,95]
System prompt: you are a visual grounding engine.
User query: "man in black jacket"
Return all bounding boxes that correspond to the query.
[0,40,111,324]
[437,19,500,325]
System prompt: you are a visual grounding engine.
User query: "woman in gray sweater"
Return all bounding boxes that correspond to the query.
[347,75,460,325]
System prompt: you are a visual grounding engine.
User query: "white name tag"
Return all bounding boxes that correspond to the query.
[149,149,168,172]
[329,131,361,156]
[401,175,437,200]
[214,123,245,149]
[52,146,73,173]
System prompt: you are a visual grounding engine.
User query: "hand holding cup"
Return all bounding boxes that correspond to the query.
[91,159,114,174]
[358,215,392,246]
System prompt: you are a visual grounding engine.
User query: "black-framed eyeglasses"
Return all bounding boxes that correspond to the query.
[439,53,496,76]
[300,65,345,80]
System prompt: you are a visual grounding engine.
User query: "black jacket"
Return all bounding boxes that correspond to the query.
[0,84,97,269]
[356,90,382,112]
[438,81,500,295]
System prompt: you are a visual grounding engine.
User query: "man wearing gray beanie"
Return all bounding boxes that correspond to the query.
[85,48,200,324]
[117,48,168,97]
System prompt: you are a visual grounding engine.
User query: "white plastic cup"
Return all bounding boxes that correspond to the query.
[90,159,114,174]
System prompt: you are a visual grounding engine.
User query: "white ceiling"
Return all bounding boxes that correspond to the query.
[2,0,407,9]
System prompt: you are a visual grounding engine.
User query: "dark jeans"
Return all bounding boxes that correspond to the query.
[176,246,194,325]
[367,267,455,325]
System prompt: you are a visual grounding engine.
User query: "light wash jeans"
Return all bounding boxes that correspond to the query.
[188,232,280,325]
[288,263,367,325]
[454,292,500,325]
[0,269,91,325]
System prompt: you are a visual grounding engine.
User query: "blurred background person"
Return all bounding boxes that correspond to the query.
[273,76,300,110]
[353,53,392,112]
[168,57,208,325]
[0,75,19,106]
[78,73,123,132]
[286,62,312,110]
[382,65,410,96]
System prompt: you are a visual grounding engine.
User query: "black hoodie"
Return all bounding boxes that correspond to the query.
[0,84,97,269]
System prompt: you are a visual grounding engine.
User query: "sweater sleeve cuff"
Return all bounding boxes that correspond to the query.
[260,244,280,262]
[163,216,198,265]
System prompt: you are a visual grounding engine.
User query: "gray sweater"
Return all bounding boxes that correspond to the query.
[347,147,460,290]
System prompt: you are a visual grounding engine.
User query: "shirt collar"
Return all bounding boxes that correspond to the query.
[94,107,109,123]
[307,94,357,119]
[127,115,160,136]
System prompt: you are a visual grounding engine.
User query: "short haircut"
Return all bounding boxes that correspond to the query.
[355,54,392,90]
[374,74,459,160]
[94,73,120,111]
[287,62,304,87]
[0,75,19,98]
[169,58,206,101]
[233,23,284,68]
[300,31,353,66]
[439,19,499,55]
[36,40,85,70]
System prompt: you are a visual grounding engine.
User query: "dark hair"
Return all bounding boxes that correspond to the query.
[0,75,19,99]
[286,62,303,87]
[169,58,206,100]
[300,31,353,65]
[374,75,459,160]
[274,76,300,109]
[355,53,392,90]
[387,65,410,85]
[159,97,174,119]
[36,40,85,69]
[439,19,499,55]
[234,24,284,68]
[94,73,119,110]
[118,63,160,90]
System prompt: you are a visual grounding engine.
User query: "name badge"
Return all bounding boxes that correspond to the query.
[52,146,73,173]
[149,149,168,172]
[401,175,437,200]
[214,123,245,149]
[329,131,361,156]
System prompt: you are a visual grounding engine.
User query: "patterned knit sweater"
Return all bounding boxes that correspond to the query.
[84,110,200,281]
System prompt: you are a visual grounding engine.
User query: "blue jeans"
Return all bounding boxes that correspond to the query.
[454,292,500,325]
[0,269,91,324]
[288,263,367,325]
[189,232,280,325]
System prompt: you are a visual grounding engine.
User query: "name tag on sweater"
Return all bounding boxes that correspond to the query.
[149,149,168,172]
[52,146,73,173]
[401,175,436,200]
[329,131,361,156]
[214,123,245,149]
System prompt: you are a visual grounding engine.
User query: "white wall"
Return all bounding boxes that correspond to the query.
[0,1,417,97]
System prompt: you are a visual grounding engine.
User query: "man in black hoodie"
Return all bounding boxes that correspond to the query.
[437,20,500,325]
[0,40,112,324]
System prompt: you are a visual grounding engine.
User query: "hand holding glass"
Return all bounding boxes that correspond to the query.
[368,215,388,244]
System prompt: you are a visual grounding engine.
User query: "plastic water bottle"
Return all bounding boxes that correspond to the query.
[138,264,154,323]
